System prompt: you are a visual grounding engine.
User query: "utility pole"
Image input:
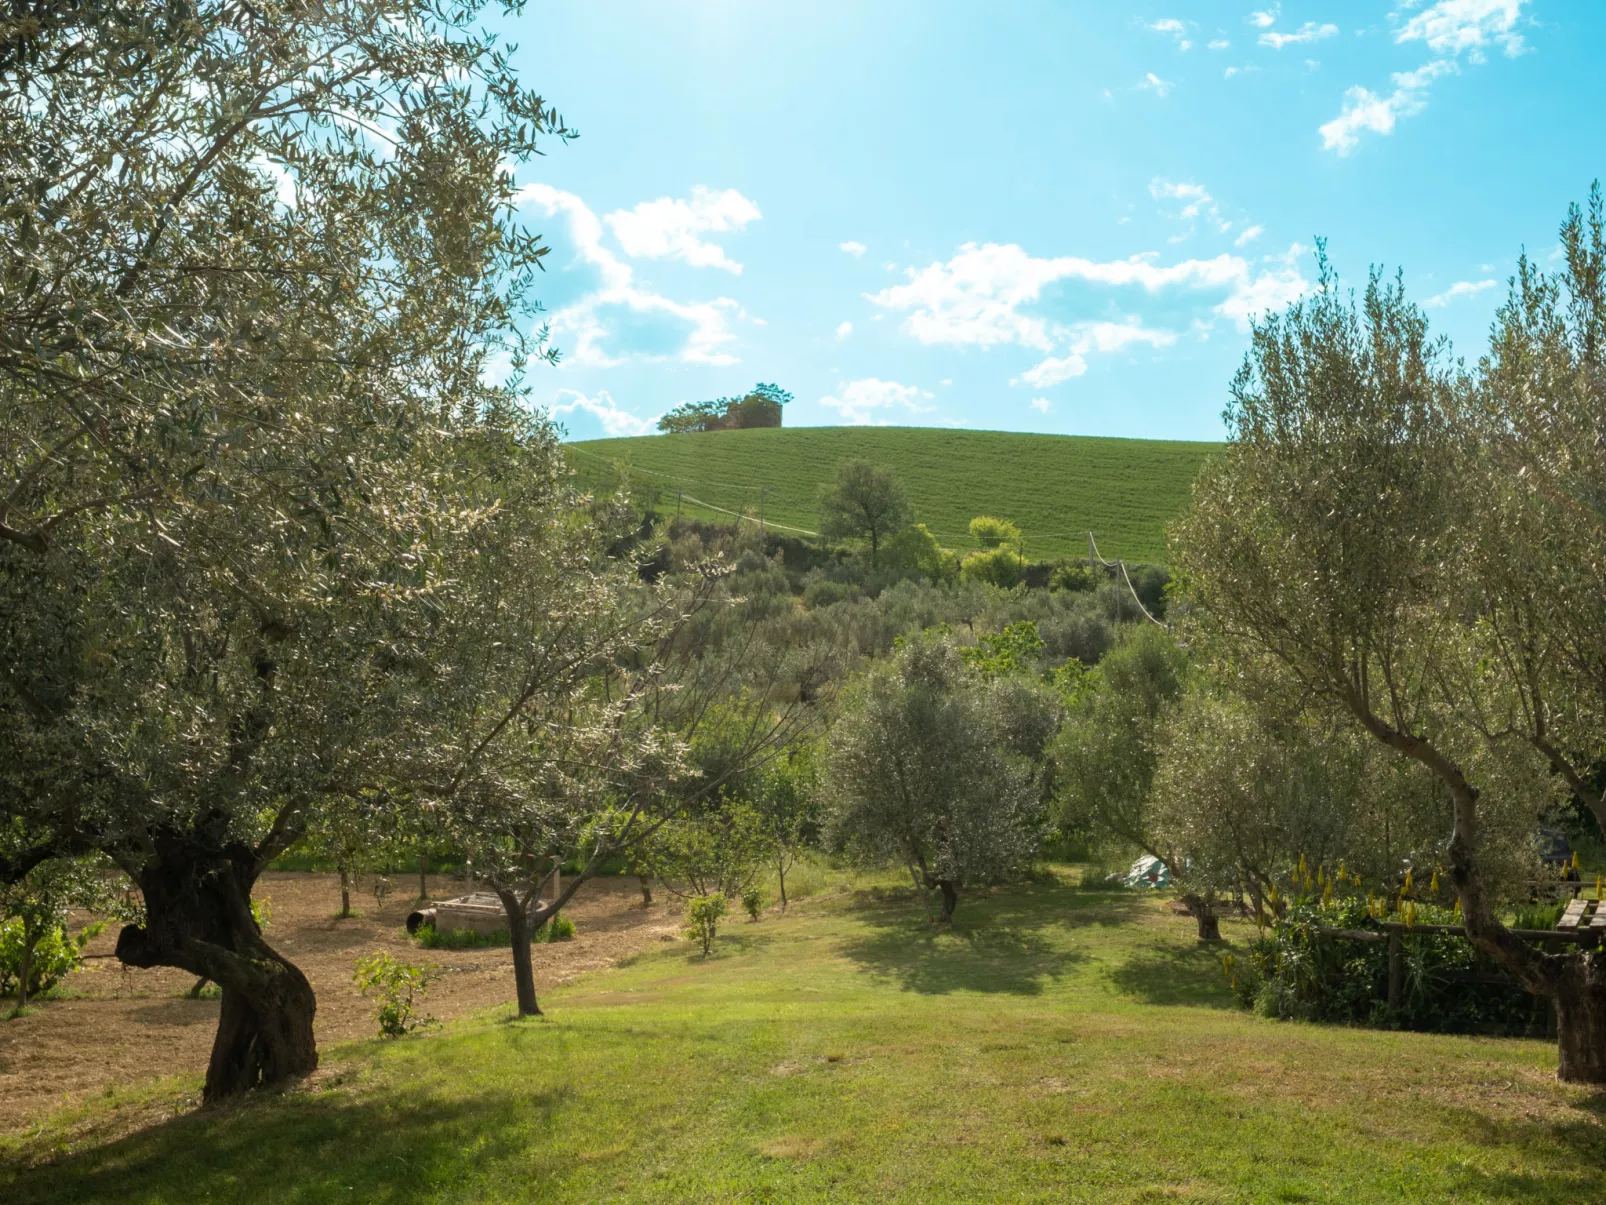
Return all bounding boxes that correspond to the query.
[676,490,682,521]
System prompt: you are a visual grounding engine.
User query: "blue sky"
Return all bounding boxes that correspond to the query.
[499,1,1606,443]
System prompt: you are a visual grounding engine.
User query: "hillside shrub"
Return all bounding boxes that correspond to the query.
[803,577,862,609]
[960,547,1024,588]
[1223,899,1550,1036]
[353,952,441,1038]
[0,919,87,1001]
[686,892,728,955]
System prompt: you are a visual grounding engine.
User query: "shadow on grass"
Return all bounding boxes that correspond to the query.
[836,880,1131,995]
[1105,941,1236,1008]
[1439,1101,1606,1203]
[1,1079,573,1205]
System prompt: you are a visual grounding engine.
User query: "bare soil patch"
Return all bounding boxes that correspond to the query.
[0,872,681,1131]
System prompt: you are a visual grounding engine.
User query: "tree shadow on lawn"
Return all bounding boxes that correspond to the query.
[1436,1100,1606,1203]
[1,1081,575,1205]
[1106,942,1237,1009]
[836,882,1123,995]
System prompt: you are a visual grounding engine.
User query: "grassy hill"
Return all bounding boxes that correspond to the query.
[8,868,1599,1204]
[567,427,1219,564]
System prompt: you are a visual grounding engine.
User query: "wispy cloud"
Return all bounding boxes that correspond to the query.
[548,389,657,437]
[1150,178,1233,236]
[1424,278,1499,307]
[1139,72,1174,97]
[1321,1,1528,154]
[1013,321,1179,389]
[1260,21,1338,49]
[835,321,853,340]
[839,240,868,257]
[1235,224,1264,247]
[1030,397,1054,414]
[818,378,932,425]
[1208,38,1232,50]
[1397,0,1527,60]
[868,241,1307,362]
[1320,59,1457,154]
[1247,5,1279,29]
[1149,18,1192,50]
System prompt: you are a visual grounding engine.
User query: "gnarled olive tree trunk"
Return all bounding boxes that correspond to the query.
[1383,722,1606,1085]
[115,833,316,1101]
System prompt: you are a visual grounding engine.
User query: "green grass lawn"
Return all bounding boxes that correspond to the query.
[5,871,1603,1204]
[567,428,1219,564]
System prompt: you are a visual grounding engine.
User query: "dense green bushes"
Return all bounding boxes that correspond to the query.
[1225,899,1552,1037]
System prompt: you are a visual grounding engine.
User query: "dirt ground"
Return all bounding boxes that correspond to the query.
[0,872,682,1132]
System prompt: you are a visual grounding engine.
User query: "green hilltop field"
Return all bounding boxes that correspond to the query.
[567,427,1220,565]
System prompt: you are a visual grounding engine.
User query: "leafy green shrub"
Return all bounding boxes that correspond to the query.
[353,952,440,1037]
[413,925,510,950]
[539,913,576,942]
[412,912,573,949]
[803,577,862,609]
[1222,898,1550,1036]
[0,919,86,1000]
[741,886,764,921]
[685,892,728,955]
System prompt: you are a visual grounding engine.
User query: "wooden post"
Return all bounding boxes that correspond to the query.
[759,486,765,535]
[675,490,682,520]
[1387,931,1403,1015]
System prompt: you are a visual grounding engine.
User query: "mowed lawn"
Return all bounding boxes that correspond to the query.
[5,872,1603,1205]
[567,428,1219,564]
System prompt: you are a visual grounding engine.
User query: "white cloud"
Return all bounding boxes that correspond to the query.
[1150,18,1191,49]
[1248,6,1279,28]
[1321,1,1525,154]
[1016,354,1087,388]
[818,378,931,426]
[1139,73,1174,97]
[1149,178,1232,235]
[1030,397,1054,414]
[868,240,1304,362]
[1013,320,1180,389]
[1320,59,1457,153]
[1397,0,1526,60]
[603,186,760,274]
[548,389,657,437]
[1235,224,1264,247]
[1424,278,1498,307]
[516,183,740,367]
[252,154,297,210]
[1208,38,1231,50]
[839,240,868,257]
[1216,242,1310,326]
[835,321,853,340]
[1260,22,1338,49]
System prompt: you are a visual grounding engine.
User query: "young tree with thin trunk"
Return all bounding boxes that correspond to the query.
[1173,244,1606,1082]
[818,460,911,570]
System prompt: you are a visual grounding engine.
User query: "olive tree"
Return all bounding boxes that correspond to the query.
[818,460,911,570]
[425,546,834,1017]
[0,1,574,1098]
[825,635,1058,923]
[1172,245,1604,1081]
[1148,686,1458,921]
[1051,626,1217,932]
